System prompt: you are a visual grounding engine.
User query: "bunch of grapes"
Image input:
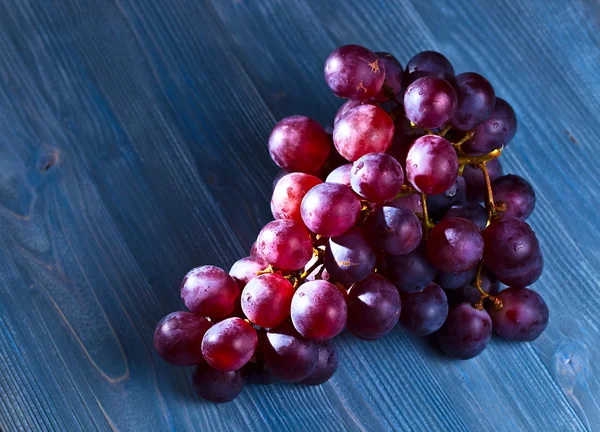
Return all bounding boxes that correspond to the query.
[154,45,549,403]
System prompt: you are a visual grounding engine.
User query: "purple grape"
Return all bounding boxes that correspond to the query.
[390,193,424,215]
[463,159,504,202]
[437,303,492,359]
[404,51,455,85]
[325,163,353,187]
[291,280,347,341]
[492,174,536,220]
[201,317,257,372]
[324,45,386,100]
[406,135,458,195]
[372,52,403,102]
[442,202,488,230]
[256,219,313,270]
[446,268,499,305]
[381,243,437,293]
[193,363,244,403]
[365,205,422,255]
[334,100,370,124]
[404,77,457,129]
[350,152,404,202]
[427,217,484,273]
[268,116,331,174]
[482,216,542,287]
[242,273,295,329]
[263,321,318,382]
[435,266,478,290]
[272,170,291,190]
[347,274,401,339]
[462,98,517,155]
[400,283,448,335]
[324,227,376,283]
[271,173,322,222]
[333,104,394,162]
[450,72,496,130]
[301,182,362,237]
[488,287,549,341]
[300,340,338,385]
[426,176,466,219]
[181,266,240,318]
[229,256,268,289]
[154,312,212,366]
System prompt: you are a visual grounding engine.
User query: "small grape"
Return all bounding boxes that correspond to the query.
[404,77,457,129]
[325,163,352,187]
[426,176,467,219]
[404,51,455,85]
[268,116,331,174]
[437,303,492,359]
[154,312,212,366]
[350,152,404,203]
[450,72,496,131]
[462,98,517,155]
[271,172,322,222]
[364,205,422,256]
[300,340,338,385]
[193,363,243,403]
[427,217,484,273]
[181,266,239,318]
[229,256,268,289]
[333,104,394,162]
[406,135,458,195]
[400,283,448,336]
[301,182,362,237]
[389,192,424,215]
[324,227,376,283]
[381,242,437,293]
[291,280,347,340]
[201,317,257,372]
[492,174,536,220]
[256,219,313,270]
[242,274,295,329]
[488,287,549,341]
[442,202,488,230]
[324,45,386,100]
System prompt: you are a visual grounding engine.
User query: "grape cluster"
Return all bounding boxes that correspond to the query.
[154,45,549,403]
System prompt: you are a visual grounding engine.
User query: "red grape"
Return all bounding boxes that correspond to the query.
[324,227,375,283]
[462,98,517,155]
[291,280,347,340]
[334,100,369,124]
[381,242,437,293]
[229,256,268,289]
[400,283,448,336]
[404,51,455,85]
[435,266,478,291]
[437,303,492,359]
[268,116,331,174]
[256,219,313,270]
[350,152,404,203]
[404,77,457,129]
[181,266,239,318]
[301,182,361,237]
[488,287,549,341]
[201,317,257,372]
[193,363,243,403]
[154,312,212,366]
[324,45,386,100]
[325,163,352,187]
[442,202,488,230]
[242,273,295,329]
[300,340,338,385]
[365,205,422,255]
[271,172,322,222]
[406,135,458,195]
[427,217,484,273]
[333,104,394,162]
[492,174,536,220]
[390,192,424,215]
[450,72,496,131]
[372,52,403,102]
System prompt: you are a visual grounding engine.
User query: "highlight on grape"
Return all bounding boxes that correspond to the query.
[154,46,548,403]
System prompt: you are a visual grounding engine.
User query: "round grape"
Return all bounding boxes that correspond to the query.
[390,192,424,215]
[426,176,467,219]
[400,283,448,336]
[268,116,331,174]
[256,219,313,270]
[404,77,457,129]
[263,321,318,382]
[301,182,361,237]
[442,202,488,230]
[271,172,323,222]
[324,227,376,283]
[229,256,268,289]
[291,280,347,341]
[201,317,257,372]
[333,104,394,162]
[488,287,549,341]
[334,100,370,124]
[406,135,458,195]
[350,152,404,202]
[435,266,478,290]
[404,51,455,85]
[427,217,484,273]
[300,340,338,385]
[325,163,352,187]
[181,266,239,318]
[154,312,212,366]
[437,303,492,359]
[462,98,517,155]
[193,363,243,403]
[242,273,295,329]
[324,45,386,100]
[381,243,437,293]
[492,174,536,220]
[347,274,401,339]
[365,205,422,255]
[372,52,403,102]
[450,72,496,130]
[463,159,504,202]
[482,216,543,286]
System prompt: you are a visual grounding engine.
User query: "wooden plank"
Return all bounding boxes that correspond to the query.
[0,0,598,430]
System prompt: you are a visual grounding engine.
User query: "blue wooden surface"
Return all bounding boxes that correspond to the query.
[0,0,599,430]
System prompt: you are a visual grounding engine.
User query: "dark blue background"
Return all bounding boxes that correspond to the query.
[1,1,599,431]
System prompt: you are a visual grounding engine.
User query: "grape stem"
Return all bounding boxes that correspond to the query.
[457,146,503,165]
[472,263,489,310]
[420,192,433,239]
[438,124,452,137]
[452,130,474,154]
[256,264,275,276]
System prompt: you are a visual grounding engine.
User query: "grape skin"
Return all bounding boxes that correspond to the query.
[382,243,437,293]
[325,163,352,187]
[365,205,422,256]
[271,173,322,223]
[350,152,404,203]
[450,72,496,131]
[492,174,536,220]
[427,176,467,219]
[404,77,457,129]
[435,266,478,291]
[256,219,313,270]
[463,159,504,202]
[488,287,549,341]
[154,312,212,366]
[404,51,455,85]
[242,273,295,329]
[229,256,268,289]
[427,217,484,273]
[406,135,458,195]
[462,98,517,155]
[437,303,492,359]
[300,340,338,385]
[193,363,244,403]
[442,202,488,231]
[400,283,448,336]
[445,268,499,306]
[181,266,240,318]
[324,227,376,283]
[372,52,403,102]
[201,317,258,372]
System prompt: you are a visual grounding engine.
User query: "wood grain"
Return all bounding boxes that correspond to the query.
[0,0,599,430]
